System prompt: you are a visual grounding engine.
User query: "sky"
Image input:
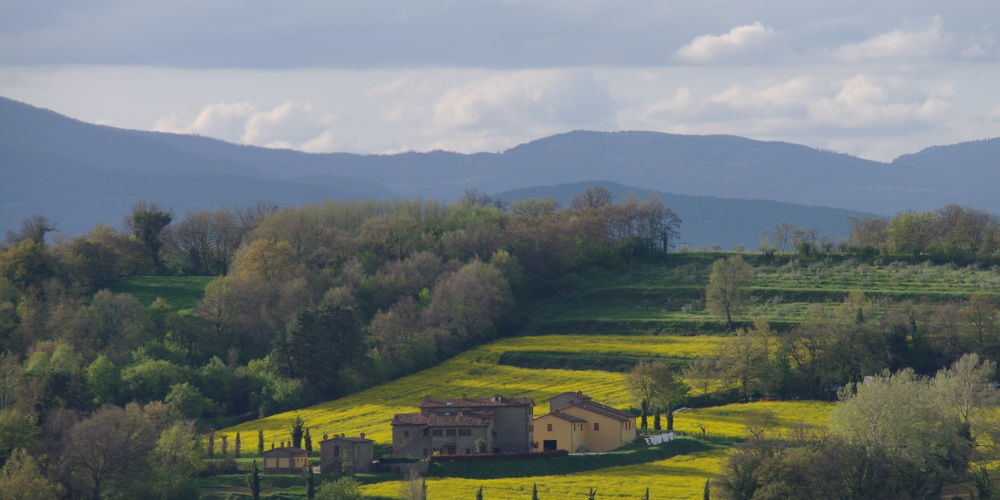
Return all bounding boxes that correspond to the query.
[1,1,999,161]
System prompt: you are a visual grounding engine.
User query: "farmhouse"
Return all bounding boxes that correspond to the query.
[532,391,636,453]
[391,394,534,458]
[261,446,309,474]
[320,433,374,474]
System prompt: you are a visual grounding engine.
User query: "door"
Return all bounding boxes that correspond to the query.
[543,440,557,451]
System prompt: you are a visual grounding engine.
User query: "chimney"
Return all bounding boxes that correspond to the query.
[360,432,366,439]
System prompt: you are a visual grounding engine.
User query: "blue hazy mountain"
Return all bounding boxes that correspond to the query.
[496,181,874,250]
[2,96,997,241]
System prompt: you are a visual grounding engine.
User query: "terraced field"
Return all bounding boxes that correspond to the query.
[218,335,727,446]
[524,256,1000,335]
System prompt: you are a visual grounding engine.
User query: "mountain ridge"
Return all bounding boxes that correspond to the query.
[3,95,999,240]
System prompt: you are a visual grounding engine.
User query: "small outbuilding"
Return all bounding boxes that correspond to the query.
[320,434,375,474]
[261,446,309,474]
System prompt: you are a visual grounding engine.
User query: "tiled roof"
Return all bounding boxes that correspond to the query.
[537,412,587,423]
[392,412,492,427]
[551,391,592,401]
[262,446,308,457]
[420,395,534,408]
[571,401,634,422]
[320,437,373,444]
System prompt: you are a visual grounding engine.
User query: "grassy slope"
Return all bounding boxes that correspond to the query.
[208,255,981,498]
[218,335,726,446]
[108,275,214,311]
[523,256,1000,334]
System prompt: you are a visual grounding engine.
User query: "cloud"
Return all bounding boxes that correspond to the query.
[153,100,336,150]
[674,22,783,63]
[640,74,955,136]
[833,16,945,62]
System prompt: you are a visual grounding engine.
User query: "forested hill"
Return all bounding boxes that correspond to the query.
[3,95,999,238]
[497,181,873,250]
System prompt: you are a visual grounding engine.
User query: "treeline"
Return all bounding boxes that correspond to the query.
[0,187,680,486]
[688,289,1000,403]
[715,354,1000,499]
[849,204,1000,263]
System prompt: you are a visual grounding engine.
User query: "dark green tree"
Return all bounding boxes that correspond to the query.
[476,485,484,500]
[207,431,215,458]
[274,305,362,395]
[258,430,264,455]
[304,428,312,453]
[235,432,241,458]
[532,483,539,500]
[307,464,315,499]
[248,460,260,500]
[291,415,305,449]
[126,202,172,269]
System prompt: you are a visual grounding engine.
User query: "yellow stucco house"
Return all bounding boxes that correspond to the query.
[532,392,636,453]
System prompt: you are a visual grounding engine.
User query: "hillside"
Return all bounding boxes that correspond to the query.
[4,96,1000,240]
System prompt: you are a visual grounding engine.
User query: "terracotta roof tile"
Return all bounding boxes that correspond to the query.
[392,412,491,427]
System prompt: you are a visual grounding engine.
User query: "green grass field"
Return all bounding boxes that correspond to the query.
[217,334,727,446]
[207,255,989,498]
[108,275,214,311]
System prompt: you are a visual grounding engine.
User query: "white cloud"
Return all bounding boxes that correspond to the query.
[674,22,782,63]
[153,100,337,150]
[833,16,945,62]
[639,74,956,138]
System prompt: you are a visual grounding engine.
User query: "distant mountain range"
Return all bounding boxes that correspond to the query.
[495,181,872,250]
[2,96,998,247]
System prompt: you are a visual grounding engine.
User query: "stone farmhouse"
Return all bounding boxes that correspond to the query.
[531,391,636,453]
[261,446,309,474]
[320,433,374,474]
[391,394,534,458]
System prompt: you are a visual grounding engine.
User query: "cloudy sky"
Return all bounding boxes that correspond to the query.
[2,1,999,160]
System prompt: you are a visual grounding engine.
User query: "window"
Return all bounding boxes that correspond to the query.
[446,429,457,436]
[403,430,410,437]
[432,429,443,437]
[459,428,471,436]
[333,445,340,457]
[594,423,600,431]
[546,424,553,432]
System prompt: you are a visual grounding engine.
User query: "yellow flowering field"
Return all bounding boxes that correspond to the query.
[672,401,835,441]
[218,335,725,446]
[359,450,727,500]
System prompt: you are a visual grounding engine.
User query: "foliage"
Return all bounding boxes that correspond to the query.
[315,476,362,500]
[0,448,62,499]
[705,255,753,327]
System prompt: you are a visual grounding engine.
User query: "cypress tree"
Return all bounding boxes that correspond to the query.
[588,487,596,500]
[643,487,650,500]
[304,428,313,453]
[703,479,710,500]
[476,486,484,500]
[640,399,649,430]
[258,430,264,454]
[291,415,305,448]
[653,410,662,431]
[532,483,539,500]
[235,432,242,458]
[207,431,215,458]
[248,460,261,500]
[306,464,315,499]
[221,435,229,456]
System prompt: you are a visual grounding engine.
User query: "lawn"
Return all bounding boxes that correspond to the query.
[108,275,214,311]
[359,449,727,499]
[217,335,726,448]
